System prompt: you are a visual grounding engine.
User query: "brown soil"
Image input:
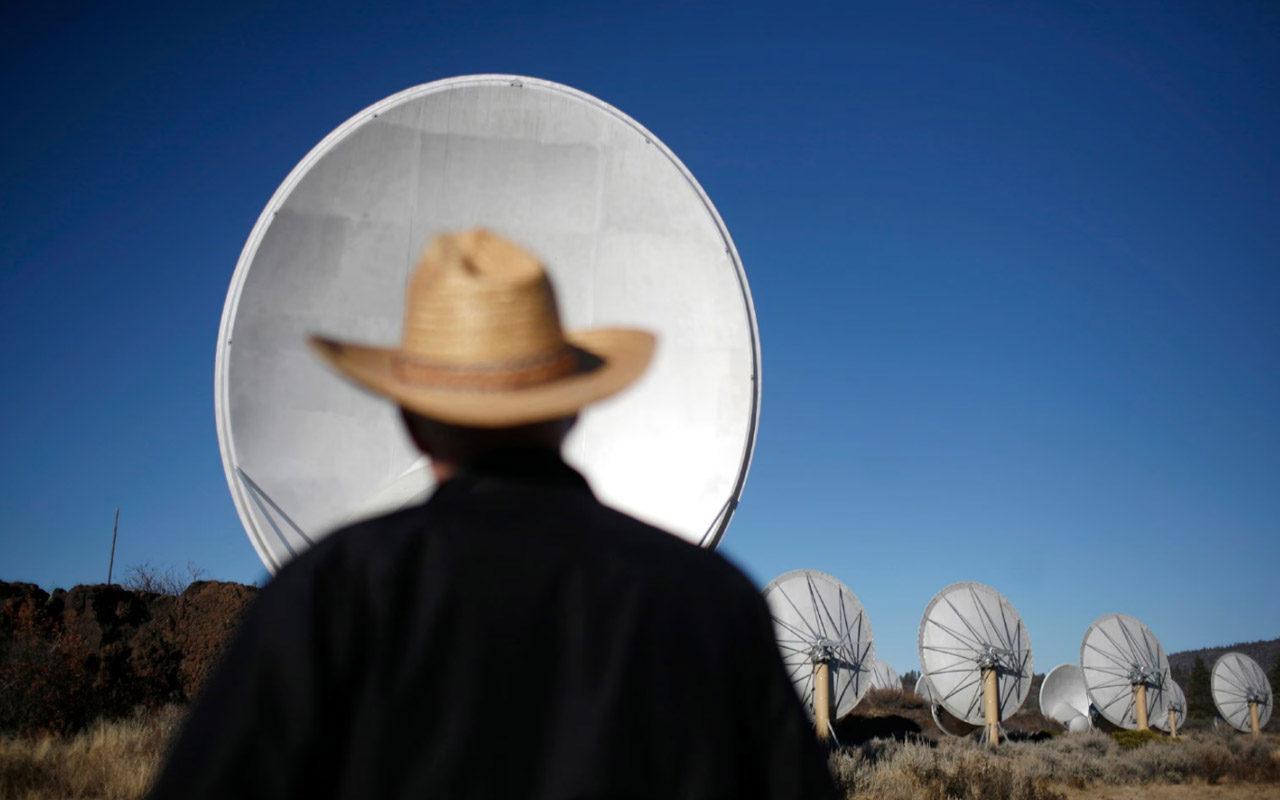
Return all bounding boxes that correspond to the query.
[834,687,1060,744]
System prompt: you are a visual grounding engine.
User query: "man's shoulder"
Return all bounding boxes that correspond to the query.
[589,502,748,576]
[259,501,437,590]
[555,499,768,618]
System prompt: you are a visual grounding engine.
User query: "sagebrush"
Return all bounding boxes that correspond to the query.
[2,708,1278,799]
[828,729,1280,799]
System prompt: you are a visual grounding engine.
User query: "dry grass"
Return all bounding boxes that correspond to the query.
[828,730,1280,800]
[0,706,184,800]
[830,738,1067,800]
[2,705,1277,799]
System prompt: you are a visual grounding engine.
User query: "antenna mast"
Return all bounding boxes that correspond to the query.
[107,507,119,585]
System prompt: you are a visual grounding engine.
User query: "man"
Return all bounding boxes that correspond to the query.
[149,230,837,798]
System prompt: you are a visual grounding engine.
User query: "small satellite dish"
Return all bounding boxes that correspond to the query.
[1080,613,1168,732]
[868,658,901,692]
[1153,678,1185,736]
[1211,652,1272,734]
[918,582,1033,746]
[762,570,874,741]
[216,75,761,572]
[1040,663,1091,732]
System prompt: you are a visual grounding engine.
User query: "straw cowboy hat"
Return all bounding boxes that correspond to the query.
[309,229,655,428]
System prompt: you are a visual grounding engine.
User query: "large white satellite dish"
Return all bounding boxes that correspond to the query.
[762,570,874,740]
[1153,678,1185,737]
[215,75,761,572]
[1211,652,1272,734]
[1080,613,1168,732]
[1040,663,1091,733]
[918,582,1033,745]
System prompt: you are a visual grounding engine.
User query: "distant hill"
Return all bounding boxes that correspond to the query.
[1168,637,1279,675]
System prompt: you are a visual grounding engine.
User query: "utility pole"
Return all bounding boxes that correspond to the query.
[107,507,119,585]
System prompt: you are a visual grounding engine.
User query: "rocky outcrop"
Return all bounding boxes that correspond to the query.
[0,580,257,734]
[128,581,257,702]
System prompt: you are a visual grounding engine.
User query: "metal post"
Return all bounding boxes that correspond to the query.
[1250,701,1260,735]
[1135,684,1148,731]
[814,661,831,741]
[1168,708,1178,738]
[983,666,1000,746]
[107,507,120,585]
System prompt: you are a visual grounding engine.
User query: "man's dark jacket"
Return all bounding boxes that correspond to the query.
[149,449,838,799]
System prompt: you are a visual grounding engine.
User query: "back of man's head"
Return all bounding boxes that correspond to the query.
[402,410,576,480]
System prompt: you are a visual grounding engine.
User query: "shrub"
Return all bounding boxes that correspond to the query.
[827,730,1280,797]
[828,739,1066,800]
[0,604,95,736]
[1108,729,1165,750]
[119,564,205,597]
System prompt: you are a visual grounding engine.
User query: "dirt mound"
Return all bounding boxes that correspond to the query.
[834,687,1060,745]
[0,580,256,735]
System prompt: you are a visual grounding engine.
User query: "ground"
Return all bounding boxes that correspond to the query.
[1058,782,1280,799]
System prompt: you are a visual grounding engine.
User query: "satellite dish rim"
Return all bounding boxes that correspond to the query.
[214,75,762,571]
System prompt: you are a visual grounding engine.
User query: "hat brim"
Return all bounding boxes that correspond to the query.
[308,328,655,428]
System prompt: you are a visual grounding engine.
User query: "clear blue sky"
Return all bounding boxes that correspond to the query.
[2,0,1277,675]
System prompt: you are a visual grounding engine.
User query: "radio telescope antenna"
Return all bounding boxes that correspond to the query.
[868,658,900,692]
[762,570,874,742]
[918,582,1033,746]
[1211,652,1272,734]
[215,76,761,572]
[1040,664,1091,732]
[1080,613,1168,732]
[1153,678,1185,737]
[915,674,934,702]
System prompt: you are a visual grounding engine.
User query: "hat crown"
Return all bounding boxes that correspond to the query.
[402,230,568,366]
[308,227,655,427]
